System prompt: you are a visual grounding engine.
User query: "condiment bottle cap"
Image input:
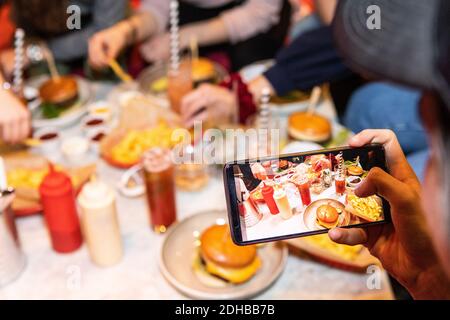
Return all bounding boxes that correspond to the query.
[78,177,114,209]
[40,166,72,195]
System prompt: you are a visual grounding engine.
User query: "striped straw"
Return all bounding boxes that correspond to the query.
[13,28,25,95]
[258,88,272,157]
[169,0,180,72]
[338,152,344,177]
[258,88,271,130]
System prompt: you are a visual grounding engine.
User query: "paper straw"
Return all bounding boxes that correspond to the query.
[307,86,322,115]
[169,0,180,72]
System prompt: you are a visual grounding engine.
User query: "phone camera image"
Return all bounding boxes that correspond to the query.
[228,146,388,243]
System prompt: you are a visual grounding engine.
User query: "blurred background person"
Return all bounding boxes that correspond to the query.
[289,0,337,39]
[0,0,126,78]
[329,0,450,299]
[89,0,291,71]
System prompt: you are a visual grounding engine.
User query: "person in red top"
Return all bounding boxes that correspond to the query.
[0,1,14,52]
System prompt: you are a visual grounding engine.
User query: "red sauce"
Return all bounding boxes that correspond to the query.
[91,132,105,142]
[39,133,58,141]
[86,118,104,126]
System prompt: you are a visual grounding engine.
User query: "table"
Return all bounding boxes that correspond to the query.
[0,82,394,300]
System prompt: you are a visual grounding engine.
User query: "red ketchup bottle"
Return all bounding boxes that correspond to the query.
[39,167,83,253]
[261,185,279,215]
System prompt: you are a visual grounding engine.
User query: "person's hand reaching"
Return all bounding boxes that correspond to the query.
[180,84,237,128]
[139,33,171,63]
[247,75,275,104]
[0,90,31,144]
[88,24,129,69]
[328,129,450,299]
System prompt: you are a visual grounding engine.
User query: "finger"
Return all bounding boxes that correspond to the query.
[184,110,209,129]
[3,120,13,144]
[181,90,209,119]
[328,228,368,246]
[354,167,416,211]
[18,112,31,142]
[349,129,392,147]
[349,129,417,184]
[88,37,104,68]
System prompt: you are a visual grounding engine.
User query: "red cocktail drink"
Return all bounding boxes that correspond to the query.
[335,176,346,195]
[142,148,177,233]
[261,185,279,215]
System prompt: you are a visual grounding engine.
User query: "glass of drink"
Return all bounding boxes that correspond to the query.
[167,60,193,114]
[273,186,292,220]
[335,175,346,196]
[293,175,312,208]
[142,148,177,233]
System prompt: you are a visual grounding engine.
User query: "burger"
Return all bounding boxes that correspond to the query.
[316,204,340,229]
[191,58,216,85]
[288,112,332,143]
[193,224,261,286]
[39,76,79,108]
[347,165,364,176]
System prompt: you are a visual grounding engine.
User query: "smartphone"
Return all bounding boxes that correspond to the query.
[223,144,391,246]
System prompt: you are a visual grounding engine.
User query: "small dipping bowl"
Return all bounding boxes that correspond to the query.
[33,127,61,154]
[347,176,363,189]
[87,128,108,155]
[82,115,107,137]
[87,101,113,122]
[61,136,90,166]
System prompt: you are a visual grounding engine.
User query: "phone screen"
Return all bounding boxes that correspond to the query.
[224,145,391,245]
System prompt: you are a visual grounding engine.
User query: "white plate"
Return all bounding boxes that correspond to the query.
[282,141,322,154]
[26,75,93,129]
[159,210,288,299]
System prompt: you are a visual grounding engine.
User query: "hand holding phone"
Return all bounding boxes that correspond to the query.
[224,144,391,245]
[328,130,449,299]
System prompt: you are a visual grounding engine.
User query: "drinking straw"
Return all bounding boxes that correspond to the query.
[258,88,272,130]
[258,88,272,157]
[169,0,180,72]
[190,35,198,62]
[307,86,322,115]
[13,29,25,94]
[0,157,7,190]
[43,46,61,82]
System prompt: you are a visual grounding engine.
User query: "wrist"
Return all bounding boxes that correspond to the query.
[118,21,135,46]
[179,27,191,52]
[406,265,450,299]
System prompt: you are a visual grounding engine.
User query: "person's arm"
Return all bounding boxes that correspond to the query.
[48,0,127,62]
[139,0,283,63]
[0,73,31,143]
[248,26,353,101]
[88,0,164,69]
[314,0,338,25]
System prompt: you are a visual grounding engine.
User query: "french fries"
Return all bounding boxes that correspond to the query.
[110,121,179,165]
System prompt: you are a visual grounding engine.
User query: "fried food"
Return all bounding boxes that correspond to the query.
[304,234,363,261]
[110,121,178,165]
[346,193,383,222]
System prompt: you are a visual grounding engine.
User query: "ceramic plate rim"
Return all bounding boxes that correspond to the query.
[158,210,288,300]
